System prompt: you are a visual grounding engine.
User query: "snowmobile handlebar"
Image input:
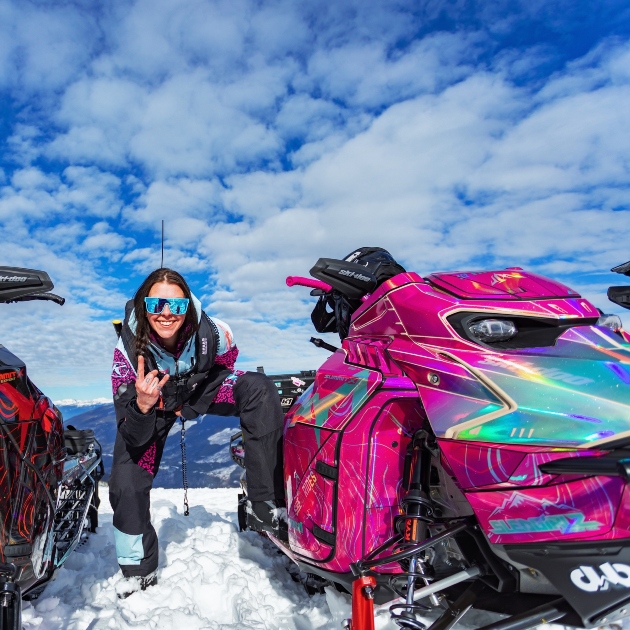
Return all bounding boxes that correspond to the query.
[285,276,333,292]
[4,292,65,305]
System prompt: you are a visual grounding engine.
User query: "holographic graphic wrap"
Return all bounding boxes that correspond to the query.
[285,425,339,562]
[430,327,630,447]
[280,267,630,575]
[426,269,580,300]
[439,440,603,490]
[467,476,625,544]
[286,351,382,433]
[285,362,423,572]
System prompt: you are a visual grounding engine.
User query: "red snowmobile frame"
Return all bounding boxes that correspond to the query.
[233,257,630,630]
[0,268,103,630]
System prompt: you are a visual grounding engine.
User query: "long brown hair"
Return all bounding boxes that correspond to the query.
[133,268,199,359]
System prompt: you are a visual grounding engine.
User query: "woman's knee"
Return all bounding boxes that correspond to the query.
[234,371,278,402]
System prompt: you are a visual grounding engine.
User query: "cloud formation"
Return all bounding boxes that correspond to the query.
[0,0,629,398]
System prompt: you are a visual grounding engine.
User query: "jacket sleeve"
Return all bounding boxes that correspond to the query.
[212,317,239,371]
[112,343,158,448]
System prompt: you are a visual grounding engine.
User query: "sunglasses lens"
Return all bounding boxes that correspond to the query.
[144,297,189,314]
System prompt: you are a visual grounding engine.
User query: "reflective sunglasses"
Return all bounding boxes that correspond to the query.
[144,297,190,315]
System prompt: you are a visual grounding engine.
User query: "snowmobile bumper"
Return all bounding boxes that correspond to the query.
[504,538,630,627]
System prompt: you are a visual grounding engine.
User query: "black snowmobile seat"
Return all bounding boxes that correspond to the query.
[0,266,64,305]
[310,247,406,340]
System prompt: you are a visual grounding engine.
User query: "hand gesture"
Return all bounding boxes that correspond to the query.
[135,355,170,414]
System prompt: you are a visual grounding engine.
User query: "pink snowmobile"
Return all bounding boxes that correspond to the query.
[233,249,630,630]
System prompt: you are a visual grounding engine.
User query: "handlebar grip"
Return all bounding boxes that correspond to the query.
[286,276,333,292]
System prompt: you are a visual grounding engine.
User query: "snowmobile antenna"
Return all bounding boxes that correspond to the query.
[161,220,164,268]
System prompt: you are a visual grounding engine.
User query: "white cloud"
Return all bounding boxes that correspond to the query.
[1,0,630,397]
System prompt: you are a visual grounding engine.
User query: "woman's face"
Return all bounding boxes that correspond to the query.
[147,282,187,343]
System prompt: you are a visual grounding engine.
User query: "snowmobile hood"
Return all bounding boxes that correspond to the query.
[427,269,580,300]
[416,325,630,448]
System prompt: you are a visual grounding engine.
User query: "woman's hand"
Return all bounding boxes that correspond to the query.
[135,355,170,414]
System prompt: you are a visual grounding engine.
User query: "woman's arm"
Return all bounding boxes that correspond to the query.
[112,343,164,448]
[212,317,239,370]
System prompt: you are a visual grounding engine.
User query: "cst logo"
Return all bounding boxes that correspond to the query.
[570,563,630,592]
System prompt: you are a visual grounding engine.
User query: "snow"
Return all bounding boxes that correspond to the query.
[18,486,557,630]
[207,428,239,445]
[22,487,344,630]
[53,398,112,407]
[168,419,197,436]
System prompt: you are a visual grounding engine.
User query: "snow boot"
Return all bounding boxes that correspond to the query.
[246,500,288,541]
[116,571,158,599]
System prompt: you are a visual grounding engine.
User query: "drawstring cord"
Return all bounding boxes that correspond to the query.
[180,418,189,516]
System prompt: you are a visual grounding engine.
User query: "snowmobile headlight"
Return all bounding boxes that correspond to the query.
[597,314,622,332]
[469,319,517,342]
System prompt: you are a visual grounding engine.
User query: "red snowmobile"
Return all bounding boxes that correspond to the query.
[0,267,103,630]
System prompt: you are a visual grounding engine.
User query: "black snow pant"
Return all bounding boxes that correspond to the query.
[109,371,284,578]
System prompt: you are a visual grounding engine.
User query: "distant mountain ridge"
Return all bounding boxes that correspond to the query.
[59,401,241,489]
[55,398,112,420]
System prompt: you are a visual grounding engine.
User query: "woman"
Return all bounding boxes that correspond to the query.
[109,268,285,597]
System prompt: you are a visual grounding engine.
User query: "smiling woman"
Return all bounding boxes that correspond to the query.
[108,267,287,598]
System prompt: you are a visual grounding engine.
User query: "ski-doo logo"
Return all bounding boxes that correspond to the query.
[338,269,371,282]
[0,275,28,282]
[571,563,630,593]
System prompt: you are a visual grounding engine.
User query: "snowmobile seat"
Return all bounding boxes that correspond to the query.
[0,266,64,305]
[64,426,96,455]
[310,247,406,340]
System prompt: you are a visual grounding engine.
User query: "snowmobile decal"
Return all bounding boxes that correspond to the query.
[467,476,622,544]
[489,512,603,535]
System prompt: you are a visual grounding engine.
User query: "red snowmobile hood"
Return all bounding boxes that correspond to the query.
[427,269,580,300]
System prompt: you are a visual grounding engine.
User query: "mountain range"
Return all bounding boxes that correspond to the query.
[57,400,242,489]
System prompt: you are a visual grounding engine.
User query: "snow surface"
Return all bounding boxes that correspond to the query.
[21,487,562,630]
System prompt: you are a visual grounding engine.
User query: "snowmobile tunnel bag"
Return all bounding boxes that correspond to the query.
[64,428,95,455]
[0,267,54,303]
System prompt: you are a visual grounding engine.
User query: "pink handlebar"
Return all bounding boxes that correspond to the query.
[286,276,333,292]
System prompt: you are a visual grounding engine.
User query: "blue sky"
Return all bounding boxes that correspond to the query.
[0,0,629,401]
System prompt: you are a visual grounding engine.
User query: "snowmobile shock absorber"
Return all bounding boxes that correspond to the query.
[347,575,377,630]
[391,431,437,628]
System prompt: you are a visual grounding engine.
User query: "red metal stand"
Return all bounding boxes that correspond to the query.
[350,575,377,630]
